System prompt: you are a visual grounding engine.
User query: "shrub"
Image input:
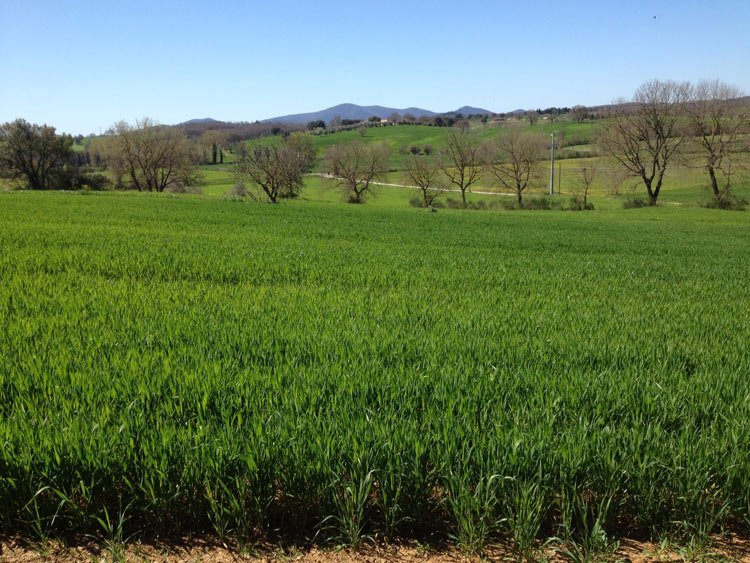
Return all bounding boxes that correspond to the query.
[226,183,251,199]
[568,196,595,211]
[409,195,444,210]
[523,196,558,210]
[442,197,506,211]
[562,149,595,160]
[77,172,112,191]
[702,194,748,211]
[500,198,517,210]
[623,197,649,209]
[447,198,483,210]
[496,196,563,211]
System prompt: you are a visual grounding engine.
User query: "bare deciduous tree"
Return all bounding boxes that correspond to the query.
[686,79,749,202]
[405,154,444,207]
[598,80,690,205]
[572,164,597,209]
[103,118,198,192]
[485,125,546,206]
[236,134,315,203]
[441,129,482,208]
[570,105,588,123]
[326,141,389,204]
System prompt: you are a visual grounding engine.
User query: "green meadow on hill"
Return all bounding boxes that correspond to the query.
[189,121,748,205]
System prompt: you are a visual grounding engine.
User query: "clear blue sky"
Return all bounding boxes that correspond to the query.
[1,0,749,135]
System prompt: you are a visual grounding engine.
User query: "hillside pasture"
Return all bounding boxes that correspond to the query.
[235,123,750,205]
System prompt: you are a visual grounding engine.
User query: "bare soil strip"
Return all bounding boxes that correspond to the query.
[3,535,750,562]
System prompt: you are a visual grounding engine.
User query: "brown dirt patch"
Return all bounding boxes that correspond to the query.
[2,535,750,562]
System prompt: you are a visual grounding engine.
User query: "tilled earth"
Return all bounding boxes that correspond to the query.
[2,536,750,562]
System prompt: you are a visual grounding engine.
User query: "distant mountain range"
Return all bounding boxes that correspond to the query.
[259,103,494,124]
[174,96,750,131]
[182,118,222,125]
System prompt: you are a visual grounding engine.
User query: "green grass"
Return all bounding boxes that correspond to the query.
[208,160,748,210]
[198,164,237,196]
[245,120,599,173]
[309,124,450,169]
[0,191,749,553]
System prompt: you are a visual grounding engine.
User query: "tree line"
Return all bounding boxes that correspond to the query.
[0,116,302,192]
[1,79,747,207]
[600,79,748,206]
[236,125,549,208]
[313,79,748,209]
[310,107,589,133]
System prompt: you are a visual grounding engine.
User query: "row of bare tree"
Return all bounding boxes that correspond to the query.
[274,78,747,209]
[3,79,745,204]
[423,79,749,208]
[599,79,748,205]
[238,126,547,208]
[397,127,547,208]
[398,79,749,208]
[234,135,392,205]
[87,121,310,193]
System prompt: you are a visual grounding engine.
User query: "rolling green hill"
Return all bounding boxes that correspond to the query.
[229,119,748,205]
[304,120,599,171]
[53,117,750,207]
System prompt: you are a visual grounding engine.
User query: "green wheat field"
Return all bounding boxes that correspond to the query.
[1,189,749,554]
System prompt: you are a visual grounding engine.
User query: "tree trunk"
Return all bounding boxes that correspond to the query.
[708,166,720,198]
[517,191,523,207]
[212,143,217,164]
[461,188,467,208]
[650,174,665,206]
[644,178,658,206]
